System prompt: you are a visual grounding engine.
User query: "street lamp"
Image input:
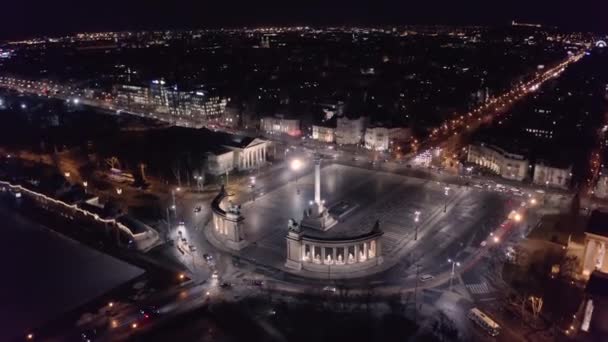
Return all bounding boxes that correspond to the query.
[290,158,303,172]
[83,181,88,194]
[513,212,522,222]
[115,188,122,195]
[448,258,460,290]
[290,158,303,193]
[444,186,450,213]
[172,187,181,208]
[414,210,421,241]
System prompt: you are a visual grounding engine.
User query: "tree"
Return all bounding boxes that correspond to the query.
[432,313,460,342]
[105,156,121,170]
[560,255,579,280]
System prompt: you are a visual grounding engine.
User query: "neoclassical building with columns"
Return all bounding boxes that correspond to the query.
[222,136,270,171]
[582,210,608,278]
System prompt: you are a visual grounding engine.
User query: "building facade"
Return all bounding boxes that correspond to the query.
[312,124,336,143]
[582,210,608,278]
[260,116,301,136]
[222,137,270,171]
[206,149,235,176]
[467,143,529,181]
[594,171,608,199]
[364,127,389,151]
[285,220,384,276]
[336,116,366,145]
[114,82,228,120]
[532,162,572,189]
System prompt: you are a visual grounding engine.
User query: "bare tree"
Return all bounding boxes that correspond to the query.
[105,156,121,170]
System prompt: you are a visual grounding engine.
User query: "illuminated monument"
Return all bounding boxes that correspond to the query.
[299,155,337,231]
[285,155,383,276]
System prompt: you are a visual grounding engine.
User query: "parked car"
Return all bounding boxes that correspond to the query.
[419,274,434,282]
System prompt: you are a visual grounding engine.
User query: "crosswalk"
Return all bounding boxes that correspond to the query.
[466,282,492,294]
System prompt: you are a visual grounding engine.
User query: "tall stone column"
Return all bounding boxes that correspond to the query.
[333,247,336,263]
[314,156,321,207]
[354,244,359,263]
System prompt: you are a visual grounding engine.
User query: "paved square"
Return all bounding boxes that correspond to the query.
[237,164,511,271]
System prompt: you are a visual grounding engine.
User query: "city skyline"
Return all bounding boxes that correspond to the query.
[1,0,606,40]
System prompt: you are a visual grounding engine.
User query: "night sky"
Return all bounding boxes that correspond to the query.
[1,0,606,40]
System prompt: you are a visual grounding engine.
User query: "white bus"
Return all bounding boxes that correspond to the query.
[468,308,501,337]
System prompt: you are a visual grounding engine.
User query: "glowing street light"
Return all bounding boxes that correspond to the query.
[514,213,522,222]
[115,188,122,195]
[448,258,461,290]
[290,158,303,171]
[443,186,450,213]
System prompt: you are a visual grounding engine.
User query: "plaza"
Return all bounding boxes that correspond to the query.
[208,162,512,279]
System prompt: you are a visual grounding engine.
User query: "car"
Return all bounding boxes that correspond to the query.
[139,306,160,319]
[203,254,213,262]
[178,221,186,227]
[253,280,264,286]
[322,286,337,293]
[188,244,197,252]
[419,274,434,282]
[193,206,202,213]
[220,282,232,289]
[80,328,98,342]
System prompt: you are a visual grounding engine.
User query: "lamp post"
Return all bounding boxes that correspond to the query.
[83,181,88,194]
[250,176,256,201]
[448,258,460,290]
[414,210,421,241]
[444,186,450,213]
[290,158,303,194]
[194,175,204,192]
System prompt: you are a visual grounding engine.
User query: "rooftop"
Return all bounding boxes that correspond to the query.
[586,209,608,237]
[586,271,608,297]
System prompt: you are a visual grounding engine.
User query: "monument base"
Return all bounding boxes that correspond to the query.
[285,259,303,270]
[225,239,248,250]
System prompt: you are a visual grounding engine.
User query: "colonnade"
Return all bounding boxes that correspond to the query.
[301,239,379,265]
[239,146,267,169]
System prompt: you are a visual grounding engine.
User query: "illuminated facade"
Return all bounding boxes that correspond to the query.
[582,210,608,278]
[114,83,228,120]
[260,116,301,136]
[467,143,529,181]
[364,127,389,151]
[312,124,336,143]
[594,171,608,199]
[532,162,571,189]
[336,116,367,145]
